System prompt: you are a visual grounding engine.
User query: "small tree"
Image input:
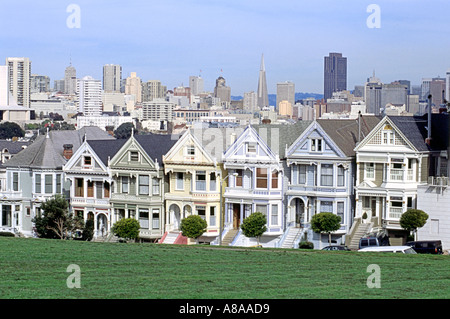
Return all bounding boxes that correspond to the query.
[310,212,341,246]
[112,218,140,241]
[240,212,267,246]
[81,219,94,241]
[400,209,429,241]
[180,215,207,244]
[33,195,84,240]
[114,122,136,139]
[0,121,25,139]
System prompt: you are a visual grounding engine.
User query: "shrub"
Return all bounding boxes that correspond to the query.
[0,232,15,237]
[112,218,140,241]
[299,241,314,249]
[82,219,94,241]
[180,215,207,243]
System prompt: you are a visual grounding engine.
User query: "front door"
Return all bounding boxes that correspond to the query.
[233,204,240,229]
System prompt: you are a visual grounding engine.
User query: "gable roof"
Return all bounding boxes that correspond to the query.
[87,139,128,166]
[317,116,381,157]
[4,127,114,169]
[134,133,179,164]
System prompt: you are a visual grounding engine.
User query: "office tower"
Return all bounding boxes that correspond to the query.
[276,81,295,110]
[54,79,65,93]
[142,80,166,102]
[31,74,50,93]
[0,66,9,105]
[214,76,231,104]
[324,52,347,101]
[278,100,293,117]
[125,72,142,103]
[396,80,411,95]
[364,73,382,114]
[365,73,407,114]
[257,54,269,108]
[243,91,257,112]
[103,64,122,92]
[429,78,446,106]
[6,57,31,107]
[420,78,432,100]
[446,69,450,103]
[141,99,174,122]
[64,64,77,95]
[189,76,204,96]
[76,76,102,116]
[173,86,191,104]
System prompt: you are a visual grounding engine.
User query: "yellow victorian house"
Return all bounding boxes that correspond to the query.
[161,128,225,244]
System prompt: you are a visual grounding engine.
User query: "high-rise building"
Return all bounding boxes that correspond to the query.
[324,52,347,101]
[276,81,295,110]
[278,100,293,118]
[0,66,9,106]
[420,78,432,100]
[142,80,166,102]
[243,91,257,112]
[214,76,231,105]
[31,74,50,93]
[364,73,408,115]
[103,64,122,92]
[54,79,65,93]
[257,54,269,108]
[64,64,77,95]
[446,69,450,103]
[76,76,102,116]
[125,72,142,103]
[429,78,446,106]
[141,99,174,122]
[189,76,204,96]
[6,57,31,107]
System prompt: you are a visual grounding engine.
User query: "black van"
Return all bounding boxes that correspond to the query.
[405,240,443,254]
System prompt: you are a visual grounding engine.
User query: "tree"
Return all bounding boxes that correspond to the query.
[81,219,94,241]
[180,215,207,244]
[112,218,140,241]
[400,209,429,241]
[114,122,137,139]
[240,212,267,246]
[32,195,84,240]
[310,212,342,246]
[0,122,25,139]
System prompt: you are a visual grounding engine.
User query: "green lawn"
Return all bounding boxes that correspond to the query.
[0,237,449,299]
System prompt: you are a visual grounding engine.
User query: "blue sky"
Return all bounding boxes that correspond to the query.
[1,0,449,95]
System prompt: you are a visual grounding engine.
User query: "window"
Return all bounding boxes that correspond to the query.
[320,201,333,213]
[96,181,103,199]
[186,145,195,156]
[197,206,206,220]
[2,205,11,226]
[210,173,216,191]
[210,206,216,226]
[35,174,41,193]
[152,178,160,195]
[235,170,243,187]
[247,142,257,154]
[271,171,278,189]
[56,174,61,194]
[75,178,84,197]
[130,151,139,162]
[152,209,160,229]
[407,197,414,209]
[176,172,184,190]
[104,182,110,198]
[12,172,18,191]
[122,176,129,193]
[255,205,268,222]
[299,165,307,184]
[321,164,333,186]
[256,168,268,189]
[139,209,149,229]
[337,202,344,224]
[45,175,53,194]
[139,175,149,195]
[87,181,94,197]
[196,171,206,191]
[84,156,92,166]
[365,163,375,179]
[311,139,322,152]
[337,166,345,186]
[271,204,278,225]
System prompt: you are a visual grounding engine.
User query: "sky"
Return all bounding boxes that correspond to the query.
[1,0,450,96]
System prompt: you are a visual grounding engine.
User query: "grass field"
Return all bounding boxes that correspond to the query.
[0,237,449,299]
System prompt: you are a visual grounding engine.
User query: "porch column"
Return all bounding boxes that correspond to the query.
[240,203,244,226]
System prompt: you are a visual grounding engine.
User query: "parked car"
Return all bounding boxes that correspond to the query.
[358,246,417,254]
[405,240,443,254]
[359,236,381,249]
[322,245,350,251]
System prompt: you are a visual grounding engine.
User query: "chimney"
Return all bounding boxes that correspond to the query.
[63,144,73,160]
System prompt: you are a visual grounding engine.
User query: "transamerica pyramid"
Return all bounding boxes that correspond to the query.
[257,53,269,108]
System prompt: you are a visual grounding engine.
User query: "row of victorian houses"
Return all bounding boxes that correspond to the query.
[0,113,448,250]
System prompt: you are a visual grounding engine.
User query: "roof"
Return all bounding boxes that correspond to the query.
[317,116,382,157]
[253,121,313,158]
[134,133,179,164]
[0,140,32,154]
[87,139,128,166]
[4,127,114,169]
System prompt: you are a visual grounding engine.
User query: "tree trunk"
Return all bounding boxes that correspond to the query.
[329,232,331,245]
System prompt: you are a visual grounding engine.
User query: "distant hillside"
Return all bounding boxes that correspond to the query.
[231,93,324,105]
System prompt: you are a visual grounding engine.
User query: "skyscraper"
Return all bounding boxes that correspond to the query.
[276,81,295,110]
[6,57,31,107]
[103,64,122,92]
[214,76,231,105]
[243,91,257,112]
[0,66,9,106]
[324,52,347,101]
[189,75,204,96]
[257,54,269,108]
[125,72,142,103]
[446,69,450,103]
[64,63,77,95]
[77,76,102,116]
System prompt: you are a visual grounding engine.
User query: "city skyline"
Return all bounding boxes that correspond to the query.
[1,0,450,95]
